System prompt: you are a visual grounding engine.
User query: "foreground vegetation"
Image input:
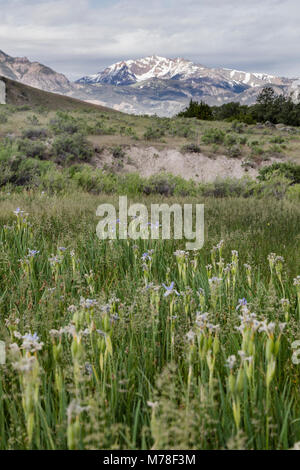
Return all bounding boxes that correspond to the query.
[0,191,299,449]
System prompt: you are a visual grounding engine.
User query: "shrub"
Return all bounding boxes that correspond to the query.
[26,115,40,126]
[256,176,290,199]
[22,128,48,140]
[143,127,165,141]
[231,120,244,133]
[88,121,116,136]
[181,143,201,153]
[200,177,255,198]
[239,136,248,145]
[251,146,265,156]
[226,145,242,158]
[143,174,175,196]
[202,128,225,144]
[49,112,82,135]
[143,173,197,197]
[258,162,300,184]
[18,139,47,159]
[51,133,93,164]
[111,146,125,159]
[224,134,238,147]
[40,169,76,193]
[270,136,285,144]
[287,184,300,201]
[0,113,8,124]
[171,125,194,138]
[0,145,54,186]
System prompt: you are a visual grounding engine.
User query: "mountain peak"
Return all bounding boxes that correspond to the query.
[76,55,198,85]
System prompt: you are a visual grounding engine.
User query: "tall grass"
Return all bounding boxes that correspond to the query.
[0,190,299,449]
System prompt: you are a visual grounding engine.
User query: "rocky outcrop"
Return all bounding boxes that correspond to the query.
[0,50,71,94]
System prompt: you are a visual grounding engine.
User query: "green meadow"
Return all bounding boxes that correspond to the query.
[0,190,299,449]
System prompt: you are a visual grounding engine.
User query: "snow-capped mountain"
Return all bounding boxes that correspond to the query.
[74,55,300,115]
[77,56,202,84]
[77,55,291,89]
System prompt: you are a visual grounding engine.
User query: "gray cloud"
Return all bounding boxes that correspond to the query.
[0,0,299,80]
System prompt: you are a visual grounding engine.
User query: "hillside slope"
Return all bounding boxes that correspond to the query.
[0,75,117,112]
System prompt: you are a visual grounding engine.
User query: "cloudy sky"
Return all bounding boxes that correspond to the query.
[0,0,299,80]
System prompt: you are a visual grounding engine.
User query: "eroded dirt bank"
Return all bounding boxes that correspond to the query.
[93,145,278,182]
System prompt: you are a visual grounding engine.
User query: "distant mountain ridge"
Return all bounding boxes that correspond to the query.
[1,50,299,116]
[77,55,291,89]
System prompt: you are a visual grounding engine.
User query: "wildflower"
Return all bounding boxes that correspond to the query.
[67,305,77,313]
[162,282,179,297]
[49,329,61,338]
[209,276,223,284]
[226,355,237,370]
[293,276,300,287]
[236,298,248,310]
[21,332,44,352]
[259,321,276,337]
[279,323,287,333]
[174,250,188,258]
[147,401,158,409]
[96,329,106,337]
[141,252,152,261]
[9,343,20,354]
[238,350,253,363]
[67,400,90,424]
[13,207,25,216]
[196,312,209,323]
[186,330,196,342]
[27,249,39,258]
[217,240,224,250]
[85,363,93,376]
[48,255,63,266]
[79,297,98,309]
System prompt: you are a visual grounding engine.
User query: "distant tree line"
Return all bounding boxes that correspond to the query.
[177,87,300,126]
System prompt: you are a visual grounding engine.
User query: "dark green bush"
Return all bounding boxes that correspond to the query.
[22,128,48,140]
[51,133,93,164]
[18,139,47,159]
[258,162,300,184]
